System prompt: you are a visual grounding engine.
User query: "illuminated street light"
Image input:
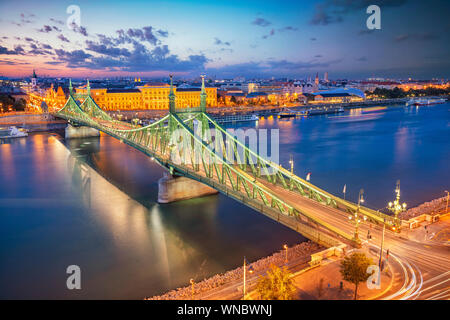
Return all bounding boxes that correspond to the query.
[387,180,407,229]
[190,279,195,300]
[242,257,253,300]
[283,244,288,263]
[349,189,364,244]
[288,155,294,175]
[445,190,449,214]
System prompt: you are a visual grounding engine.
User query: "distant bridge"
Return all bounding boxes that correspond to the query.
[54,77,397,247]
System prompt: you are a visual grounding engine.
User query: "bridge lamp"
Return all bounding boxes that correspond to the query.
[363,215,367,221]
[348,215,352,220]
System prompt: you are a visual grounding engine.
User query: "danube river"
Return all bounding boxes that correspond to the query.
[0,103,449,299]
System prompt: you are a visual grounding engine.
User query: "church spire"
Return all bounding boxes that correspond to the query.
[200,74,207,112]
[69,78,73,95]
[168,74,176,113]
[87,79,91,96]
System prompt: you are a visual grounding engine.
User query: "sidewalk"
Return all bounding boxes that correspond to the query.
[402,215,450,245]
[248,247,395,300]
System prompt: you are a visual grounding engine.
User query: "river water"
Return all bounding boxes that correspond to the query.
[0,103,448,299]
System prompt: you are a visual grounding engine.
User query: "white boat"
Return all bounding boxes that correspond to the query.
[0,126,28,138]
[406,98,446,106]
[211,114,258,124]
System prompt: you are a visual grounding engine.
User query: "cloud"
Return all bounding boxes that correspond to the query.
[156,29,169,37]
[0,45,21,55]
[69,22,88,36]
[48,38,208,73]
[310,0,408,25]
[394,33,438,42]
[214,38,231,46]
[11,13,36,26]
[207,58,343,77]
[85,40,131,57]
[278,26,298,32]
[252,18,271,27]
[53,49,93,67]
[50,18,64,25]
[0,59,30,65]
[58,34,70,43]
[115,26,159,45]
[38,25,53,33]
[262,29,275,39]
[356,56,367,61]
[310,4,342,25]
[310,37,317,41]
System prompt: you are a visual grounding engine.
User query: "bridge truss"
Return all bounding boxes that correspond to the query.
[54,78,397,247]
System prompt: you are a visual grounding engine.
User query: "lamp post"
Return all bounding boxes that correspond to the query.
[242,257,253,300]
[388,180,407,230]
[349,189,364,244]
[445,190,449,214]
[289,155,294,174]
[379,218,386,269]
[190,278,195,300]
[283,244,288,263]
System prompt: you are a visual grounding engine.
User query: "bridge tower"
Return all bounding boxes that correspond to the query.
[200,74,207,113]
[168,74,176,113]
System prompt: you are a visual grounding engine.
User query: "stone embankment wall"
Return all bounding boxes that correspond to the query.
[400,196,447,220]
[147,241,323,300]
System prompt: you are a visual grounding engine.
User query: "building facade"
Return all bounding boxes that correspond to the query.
[76,82,217,111]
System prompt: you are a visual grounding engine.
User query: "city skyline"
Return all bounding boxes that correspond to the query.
[0,0,449,79]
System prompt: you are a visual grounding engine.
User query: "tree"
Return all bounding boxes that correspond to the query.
[13,98,26,111]
[340,252,373,300]
[256,264,296,300]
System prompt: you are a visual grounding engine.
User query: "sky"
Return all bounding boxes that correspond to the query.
[0,0,449,79]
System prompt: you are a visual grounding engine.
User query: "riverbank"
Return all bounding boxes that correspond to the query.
[399,195,448,220]
[106,97,412,120]
[0,113,66,132]
[146,241,323,300]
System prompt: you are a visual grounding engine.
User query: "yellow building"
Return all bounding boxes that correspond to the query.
[76,82,217,111]
[28,84,67,112]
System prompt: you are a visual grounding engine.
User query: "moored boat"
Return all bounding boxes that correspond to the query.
[0,126,28,138]
[406,98,446,106]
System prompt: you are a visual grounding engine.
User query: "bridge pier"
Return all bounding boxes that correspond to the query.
[65,124,100,139]
[158,172,218,203]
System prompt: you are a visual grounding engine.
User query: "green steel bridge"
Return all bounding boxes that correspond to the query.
[54,77,398,248]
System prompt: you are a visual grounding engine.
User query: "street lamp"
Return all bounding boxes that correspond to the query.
[243,257,253,300]
[379,218,386,270]
[349,189,364,244]
[283,244,288,263]
[190,278,195,300]
[388,180,407,229]
[445,190,449,215]
[288,155,294,174]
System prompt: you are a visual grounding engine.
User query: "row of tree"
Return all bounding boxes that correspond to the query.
[254,252,374,300]
[0,94,27,112]
[369,87,450,99]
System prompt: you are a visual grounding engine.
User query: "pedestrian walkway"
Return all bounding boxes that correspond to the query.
[247,247,395,300]
[402,215,450,246]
